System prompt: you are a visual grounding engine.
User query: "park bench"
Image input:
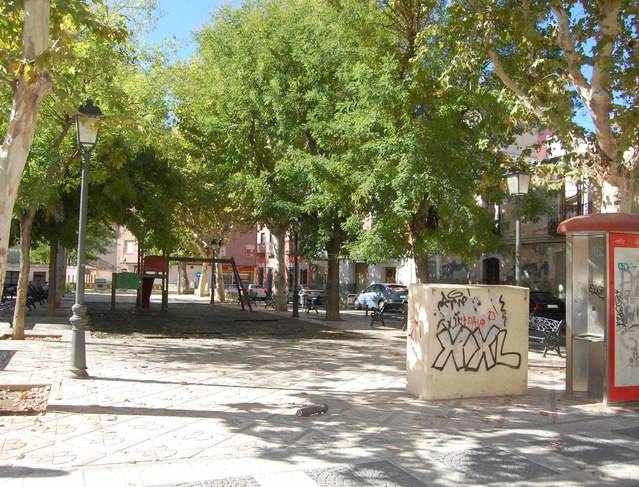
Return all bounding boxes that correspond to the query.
[305,296,320,314]
[263,293,274,309]
[369,303,385,327]
[529,316,565,358]
[0,299,15,315]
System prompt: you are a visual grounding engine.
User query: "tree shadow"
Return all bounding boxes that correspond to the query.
[0,466,69,478]
[87,301,365,341]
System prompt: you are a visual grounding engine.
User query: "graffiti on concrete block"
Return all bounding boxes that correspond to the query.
[431,289,521,372]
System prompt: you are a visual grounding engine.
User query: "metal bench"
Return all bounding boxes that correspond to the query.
[263,294,274,309]
[369,304,385,327]
[0,299,15,315]
[305,296,320,314]
[529,316,565,357]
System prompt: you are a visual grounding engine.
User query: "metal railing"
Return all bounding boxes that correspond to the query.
[548,201,592,235]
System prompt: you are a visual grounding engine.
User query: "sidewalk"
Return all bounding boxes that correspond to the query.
[0,293,638,486]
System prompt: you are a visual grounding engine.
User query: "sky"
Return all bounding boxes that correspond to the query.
[144,0,595,132]
[144,0,242,60]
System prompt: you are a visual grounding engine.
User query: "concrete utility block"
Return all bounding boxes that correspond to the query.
[407,284,529,400]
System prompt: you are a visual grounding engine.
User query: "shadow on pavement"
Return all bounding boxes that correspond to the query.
[87,302,366,341]
[0,466,69,478]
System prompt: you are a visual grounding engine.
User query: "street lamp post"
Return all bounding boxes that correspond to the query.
[69,100,102,377]
[506,171,530,287]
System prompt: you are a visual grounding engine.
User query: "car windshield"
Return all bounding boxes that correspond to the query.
[387,285,407,293]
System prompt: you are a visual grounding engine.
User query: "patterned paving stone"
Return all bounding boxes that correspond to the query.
[150,477,260,487]
[614,426,639,440]
[151,461,427,487]
[439,446,557,483]
[538,436,639,465]
[307,461,428,487]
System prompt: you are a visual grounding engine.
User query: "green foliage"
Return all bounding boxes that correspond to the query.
[444,0,639,192]
[1,0,178,261]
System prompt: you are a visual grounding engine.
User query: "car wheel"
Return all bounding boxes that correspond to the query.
[353,298,361,310]
[377,299,385,310]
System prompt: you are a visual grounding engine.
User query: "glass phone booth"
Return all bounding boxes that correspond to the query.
[558,213,639,404]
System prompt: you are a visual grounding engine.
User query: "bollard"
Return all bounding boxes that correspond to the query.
[296,403,328,417]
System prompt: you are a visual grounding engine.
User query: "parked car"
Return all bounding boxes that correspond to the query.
[247,284,267,300]
[298,287,326,306]
[529,290,565,322]
[353,283,408,311]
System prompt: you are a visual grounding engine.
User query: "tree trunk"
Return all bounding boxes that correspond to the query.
[601,170,635,213]
[271,226,288,311]
[47,238,57,315]
[214,261,225,302]
[197,261,209,297]
[55,243,66,305]
[12,208,37,340]
[177,261,189,294]
[414,254,429,284]
[325,237,341,321]
[0,0,52,294]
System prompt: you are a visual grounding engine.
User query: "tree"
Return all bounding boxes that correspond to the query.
[0,0,52,296]
[447,1,639,212]
[344,0,513,283]
[0,0,131,295]
[182,0,389,319]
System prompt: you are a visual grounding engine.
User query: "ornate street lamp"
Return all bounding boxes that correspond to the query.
[69,100,102,377]
[506,171,530,286]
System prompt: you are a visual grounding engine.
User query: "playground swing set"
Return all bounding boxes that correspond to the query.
[111,254,252,312]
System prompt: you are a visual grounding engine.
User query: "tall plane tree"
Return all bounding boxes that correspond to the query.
[448,0,639,212]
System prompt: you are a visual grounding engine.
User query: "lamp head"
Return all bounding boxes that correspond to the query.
[506,171,531,196]
[76,100,103,149]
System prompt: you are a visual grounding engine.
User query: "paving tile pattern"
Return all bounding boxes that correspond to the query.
[615,426,639,440]
[151,461,426,487]
[439,446,557,483]
[538,436,639,465]
[0,293,638,487]
[152,477,260,487]
[307,461,428,487]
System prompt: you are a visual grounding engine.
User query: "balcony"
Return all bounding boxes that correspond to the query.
[548,200,592,235]
[256,243,274,257]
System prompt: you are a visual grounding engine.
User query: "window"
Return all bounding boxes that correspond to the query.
[33,272,46,285]
[124,240,136,254]
[384,267,396,283]
[5,271,19,285]
[300,269,308,285]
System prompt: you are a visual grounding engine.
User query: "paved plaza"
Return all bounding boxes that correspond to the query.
[0,293,638,486]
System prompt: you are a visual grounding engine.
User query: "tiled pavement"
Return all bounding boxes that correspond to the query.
[0,293,638,486]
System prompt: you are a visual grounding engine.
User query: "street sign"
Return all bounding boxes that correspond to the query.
[196,271,202,278]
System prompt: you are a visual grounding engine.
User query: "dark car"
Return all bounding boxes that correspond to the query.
[529,291,565,322]
[353,283,408,311]
[529,290,566,347]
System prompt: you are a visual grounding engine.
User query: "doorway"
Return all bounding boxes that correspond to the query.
[355,262,368,292]
[482,258,500,284]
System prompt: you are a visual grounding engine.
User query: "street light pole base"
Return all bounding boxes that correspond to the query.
[67,368,90,379]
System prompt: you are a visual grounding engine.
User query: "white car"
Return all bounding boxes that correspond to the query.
[298,287,325,305]
[247,284,267,300]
